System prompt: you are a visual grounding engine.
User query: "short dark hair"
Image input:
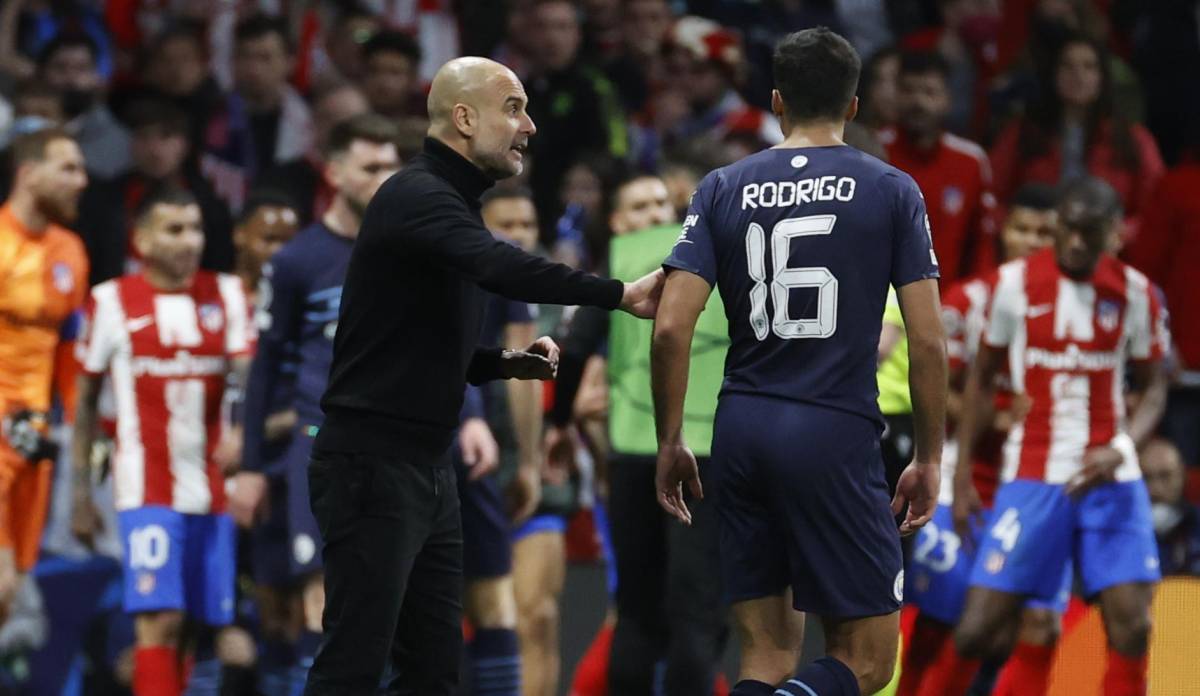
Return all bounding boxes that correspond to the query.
[773,27,861,123]
[1009,183,1058,212]
[124,98,189,136]
[362,30,421,65]
[898,50,950,82]
[10,128,74,167]
[36,32,99,70]
[1058,176,1123,235]
[234,13,293,52]
[135,185,200,227]
[324,113,400,158]
[239,188,300,225]
[481,186,533,209]
[148,21,208,61]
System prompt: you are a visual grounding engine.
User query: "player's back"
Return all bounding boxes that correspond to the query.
[666,145,939,426]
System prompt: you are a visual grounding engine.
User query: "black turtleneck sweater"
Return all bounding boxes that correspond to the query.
[316,137,623,458]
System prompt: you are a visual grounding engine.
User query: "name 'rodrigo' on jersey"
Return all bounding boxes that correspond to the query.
[663,146,940,426]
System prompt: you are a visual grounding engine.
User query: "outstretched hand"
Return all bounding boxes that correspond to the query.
[501,336,560,380]
[621,269,666,319]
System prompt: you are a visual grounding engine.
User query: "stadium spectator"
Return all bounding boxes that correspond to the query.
[296,4,381,94]
[856,45,900,131]
[1125,149,1200,470]
[0,80,64,197]
[989,35,1164,233]
[36,32,130,178]
[232,189,300,298]
[1143,438,1200,576]
[359,30,425,120]
[602,0,674,113]
[135,22,224,166]
[523,0,627,244]
[201,13,313,214]
[880,50,997,283]
[1132,0,1200,166]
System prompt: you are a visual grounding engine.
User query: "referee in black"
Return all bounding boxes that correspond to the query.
[302,57,664,695]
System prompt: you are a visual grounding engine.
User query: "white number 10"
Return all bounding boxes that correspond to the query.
[746,215,839,341]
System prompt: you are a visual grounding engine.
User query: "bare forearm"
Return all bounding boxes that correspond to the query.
[72,377,101,495]
[955,361,995,486]
[651,327,693,446]
[908,335,947,468]
[1127,364,1168,448]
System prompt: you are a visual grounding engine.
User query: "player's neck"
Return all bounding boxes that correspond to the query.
[776,121,847,149]
[322,198,361,240]
[143,266,194,292]
[7,190,50,236]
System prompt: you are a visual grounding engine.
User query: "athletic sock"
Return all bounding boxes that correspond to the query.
[896,614,952,696]
[134,646,183,696]
[915,637,979,696]
[1103,648,1147,696]
[257,638,296,696]
[219,665,255,696]
[288,631,322,695]
[994,642,1055,696]
[469,628,521,696]
[730,679,775,696]
[776,656,860,696]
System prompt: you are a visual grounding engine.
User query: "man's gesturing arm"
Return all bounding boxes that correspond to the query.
[894,278,947,535]
[651,269,711,525]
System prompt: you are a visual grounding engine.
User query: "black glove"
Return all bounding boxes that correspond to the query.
[2,410,59,464]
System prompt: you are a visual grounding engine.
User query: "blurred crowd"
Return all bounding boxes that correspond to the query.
[0,0,1199,694]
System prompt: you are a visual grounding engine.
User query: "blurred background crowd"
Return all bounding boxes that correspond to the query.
[0,0,1199,694]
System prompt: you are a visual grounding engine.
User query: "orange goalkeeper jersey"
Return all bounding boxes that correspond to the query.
[0,204,89,417]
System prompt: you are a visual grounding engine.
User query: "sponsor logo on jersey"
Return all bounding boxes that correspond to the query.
[52,262,75,294]
[1097,299,1121,333]
[1025,345,1120,371]
[130,350,227,378]
[198,303,225,333]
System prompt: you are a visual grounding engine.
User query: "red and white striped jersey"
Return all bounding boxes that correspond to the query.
[983,248,1167,484]
[77,272,252,513]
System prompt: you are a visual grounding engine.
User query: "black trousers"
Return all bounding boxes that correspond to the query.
[302,449,462,696]
[607,452,728,696]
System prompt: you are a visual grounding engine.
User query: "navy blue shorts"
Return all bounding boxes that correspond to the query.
[455,454,512,580]
[710,394,902,618]
[250,474,292,587]
[284,424,323,578]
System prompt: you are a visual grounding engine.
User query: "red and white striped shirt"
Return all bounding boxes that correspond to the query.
[77,272,252,514]
[983,249,1167,484]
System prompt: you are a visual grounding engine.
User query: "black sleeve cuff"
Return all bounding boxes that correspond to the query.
[466,346,505,385]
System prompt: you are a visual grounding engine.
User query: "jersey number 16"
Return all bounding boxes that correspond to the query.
[746,214,839,341]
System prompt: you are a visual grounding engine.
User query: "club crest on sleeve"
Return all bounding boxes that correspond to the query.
[943,186,964,215]
[52,262,75,294]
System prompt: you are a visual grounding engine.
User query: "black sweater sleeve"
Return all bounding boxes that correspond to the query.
[398,188,624,309]
[466,346,505,385]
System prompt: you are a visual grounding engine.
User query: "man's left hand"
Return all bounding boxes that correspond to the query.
[500,336,560,380]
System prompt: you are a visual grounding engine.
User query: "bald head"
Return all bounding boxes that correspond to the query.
[426,57,536,180]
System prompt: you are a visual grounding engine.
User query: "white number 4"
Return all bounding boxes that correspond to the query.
[746,215,839,341]
[991,507,1022,553]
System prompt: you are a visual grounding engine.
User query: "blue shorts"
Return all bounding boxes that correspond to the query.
[117,506,236,625]
[284,424,322,578]
[455,455,512,580]
[512,513,566,543]
[907,504,1070,625]
[969,479,1161,602]
[711,394,902,618]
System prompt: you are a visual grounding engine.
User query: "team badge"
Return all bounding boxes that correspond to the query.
[52,262,74,294]
[1097,299,1121,333]
[198,303,224,333]
[790,155,808,168]
[893,570,904,603]
[943,186,964,215]
[137,572,156,595]
[294,533,316,565]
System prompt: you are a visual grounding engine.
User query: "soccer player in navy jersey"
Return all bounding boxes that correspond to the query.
[651,28,947,696]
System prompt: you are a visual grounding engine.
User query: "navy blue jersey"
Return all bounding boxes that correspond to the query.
[243,222,353,472]
[664,146,939,426]
[481,293,537,348]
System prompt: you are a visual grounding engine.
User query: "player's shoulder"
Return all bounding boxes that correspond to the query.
[1100,254,1151,295]
[273,223,331,268]
[940,133,989,165]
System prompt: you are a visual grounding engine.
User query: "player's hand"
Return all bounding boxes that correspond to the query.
[460,417,500,480]
[229,471,268,528]
[893,461,939,536]
[508,464,542,524]
[951,479,983,545]
[620,268,665,319]
[264,409,298,442]
[70,491,104,548]
[501,338,559,381]
[656,441,702,525]
[542,425,575,486]
[213,427,243,476]
[1066,445,1123,496]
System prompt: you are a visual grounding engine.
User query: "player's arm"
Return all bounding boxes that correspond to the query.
[895,278,947,535]
[953,341,1003,537]
[1126,359,1168,449]
[504,318,546,522]
[651,269,710,525]
[70,373,104,548]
